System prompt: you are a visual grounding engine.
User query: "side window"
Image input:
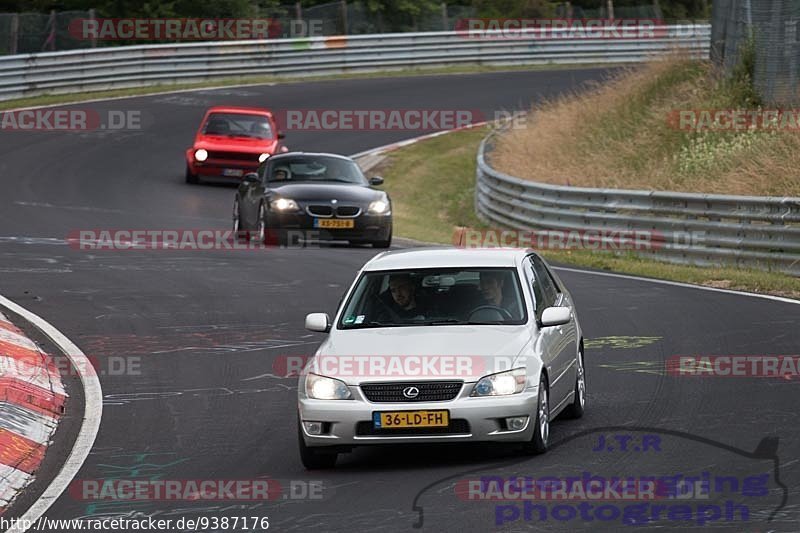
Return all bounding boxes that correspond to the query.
[526,261,546,318]
[529,256,558,310]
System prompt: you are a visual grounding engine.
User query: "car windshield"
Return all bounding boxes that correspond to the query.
[203,113,273,139]
[338,268,527,329]
[266,156,367,184]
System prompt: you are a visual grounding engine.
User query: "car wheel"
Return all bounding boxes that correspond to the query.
[185,164,199,184]
[562,344,586,419]
[298,421,337,469]
[250,203,266,243]
[522,374,549,455]
[232,198,246,240]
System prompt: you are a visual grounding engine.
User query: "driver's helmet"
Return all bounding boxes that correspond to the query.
[273,166,291,180]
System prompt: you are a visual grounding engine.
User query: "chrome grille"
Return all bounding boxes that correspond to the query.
[207,151,259,162]
[360,382,462,403]
[307,205,334,217]
[335,206,361,217]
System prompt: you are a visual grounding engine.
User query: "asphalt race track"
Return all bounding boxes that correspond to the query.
[1,69,799,532]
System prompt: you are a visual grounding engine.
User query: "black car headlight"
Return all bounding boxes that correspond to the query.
[271,198,299,211]
[368,199,391,215]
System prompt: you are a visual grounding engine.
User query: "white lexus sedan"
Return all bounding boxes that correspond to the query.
[298,248,585,468]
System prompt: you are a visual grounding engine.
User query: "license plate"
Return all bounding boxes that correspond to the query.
[223,168,244,177]
[373,410,449,429]
[315,219,354,229]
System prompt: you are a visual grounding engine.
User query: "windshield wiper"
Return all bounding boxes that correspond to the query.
[424,319,467,325]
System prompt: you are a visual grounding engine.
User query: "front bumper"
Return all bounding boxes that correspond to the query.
[298,382,539,447]
[268,211,392,243]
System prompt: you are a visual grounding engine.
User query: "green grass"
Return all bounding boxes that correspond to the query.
[0,62,614,111]
[375,126,800,300]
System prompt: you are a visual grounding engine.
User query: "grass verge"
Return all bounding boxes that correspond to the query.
[373,126,800,300]
[0,62,612,111]
[490,55,800,196]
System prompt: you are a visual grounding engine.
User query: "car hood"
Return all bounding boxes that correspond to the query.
[312,325,532,384]
[268,183,382,203]
[194,135,278,153]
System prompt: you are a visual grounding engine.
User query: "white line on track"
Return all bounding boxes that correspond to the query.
[0,294,102,533]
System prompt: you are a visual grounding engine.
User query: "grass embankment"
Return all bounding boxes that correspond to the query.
[373,126,800,300]
[491,56,800,196]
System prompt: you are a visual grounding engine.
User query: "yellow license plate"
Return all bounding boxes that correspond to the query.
[373,410,449,428]
[315,219,354,229]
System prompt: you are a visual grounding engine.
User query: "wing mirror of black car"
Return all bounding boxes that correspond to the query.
[277,132,286,139]
[369,176,384,186]
[243,173,260,184]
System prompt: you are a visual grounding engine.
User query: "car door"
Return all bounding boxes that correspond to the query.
[527,254,576,408]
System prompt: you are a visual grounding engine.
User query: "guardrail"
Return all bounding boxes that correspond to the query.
[475,130,800,275]
[0,25,710,101]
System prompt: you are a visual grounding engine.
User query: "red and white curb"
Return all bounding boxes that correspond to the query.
[0,312,66,515]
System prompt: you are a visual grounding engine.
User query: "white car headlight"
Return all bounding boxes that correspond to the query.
[194,149,208,162]
[305,373,352,400]
[258,153,270,163]
[471,368,527,396]
[368,199,390,214]
[271,198,299,211]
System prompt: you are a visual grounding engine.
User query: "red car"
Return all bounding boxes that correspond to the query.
[185,106,287,184]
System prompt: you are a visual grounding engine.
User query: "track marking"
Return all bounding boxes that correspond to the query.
[0,294,102,533]
[552,266,800,306]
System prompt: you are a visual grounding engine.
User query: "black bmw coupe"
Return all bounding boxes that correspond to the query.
[233,153,392,247]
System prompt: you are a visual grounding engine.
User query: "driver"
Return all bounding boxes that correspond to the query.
[272,166,290,181]
[479,271,506,307]
[378,274,429,320]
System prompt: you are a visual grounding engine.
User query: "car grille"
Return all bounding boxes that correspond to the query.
[335,206,361,217]
[356,419,470,436]
[360,382,463,403]
[207,151,259,162]
[307,205,334,217]
[306,205,361,218]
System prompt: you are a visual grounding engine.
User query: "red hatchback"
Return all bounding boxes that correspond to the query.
[185,106,287,184]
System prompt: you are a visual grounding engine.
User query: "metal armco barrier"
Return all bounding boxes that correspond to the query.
[0,25,710,101]
[476,130,800,275]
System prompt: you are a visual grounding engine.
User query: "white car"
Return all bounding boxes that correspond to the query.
[298,248,585,468]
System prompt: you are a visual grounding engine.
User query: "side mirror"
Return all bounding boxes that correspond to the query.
[305,313,331,333]
[277,132,286,139]
[243,173,260,184]
[369,176,384,186]
[540,307,571,327]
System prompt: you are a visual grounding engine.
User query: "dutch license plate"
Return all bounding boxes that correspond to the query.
[223,168,244,177]
[315,219,355,229]
[373,410,449,429]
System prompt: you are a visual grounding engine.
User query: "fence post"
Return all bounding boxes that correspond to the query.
[341,0,349,34]
[441,2,448,31]
[295,2,302,21]
[10,13,19,55]
[89,9,97,48]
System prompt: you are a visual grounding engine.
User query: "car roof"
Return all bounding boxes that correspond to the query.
[268,152,355,162]
[205,106,273,116]
[363,247,532,271]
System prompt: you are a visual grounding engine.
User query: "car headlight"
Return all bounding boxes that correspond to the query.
[305,373,352,400]
[471,368,527,396]
[368,199,390,214]
[258,153,270,163]
[194,149,208,162]
[271,198,299,211]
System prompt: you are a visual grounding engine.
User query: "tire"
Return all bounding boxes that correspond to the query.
[371,229,392,248]
[522,374,549,455]
[298,422,337,469]
[562,344,586,419]
[232,198,247,240]
[248,203,266,243]
[185,164,199,184]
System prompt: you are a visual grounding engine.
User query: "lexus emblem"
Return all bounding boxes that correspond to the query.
[331,199,338,204]
[402,386,420,399]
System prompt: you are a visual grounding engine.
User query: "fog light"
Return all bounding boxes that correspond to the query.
[303,421,324,435]
[506,416,528,431]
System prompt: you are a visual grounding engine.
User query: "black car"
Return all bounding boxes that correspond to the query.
[233,153,392,247]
